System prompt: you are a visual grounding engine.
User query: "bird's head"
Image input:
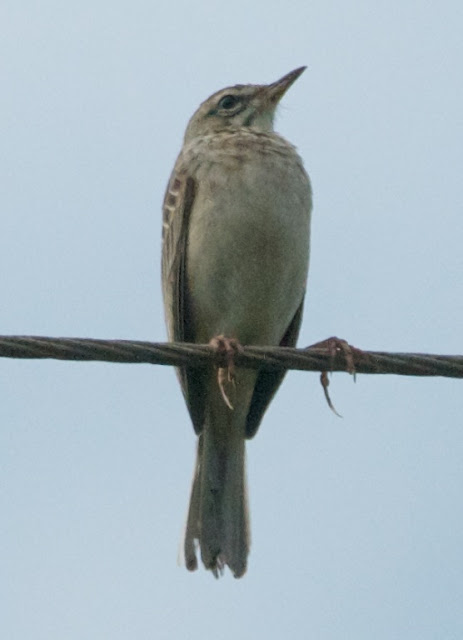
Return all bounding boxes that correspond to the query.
[183,66,306,143]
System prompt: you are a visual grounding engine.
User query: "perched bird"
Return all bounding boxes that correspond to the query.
[162,67,312,577]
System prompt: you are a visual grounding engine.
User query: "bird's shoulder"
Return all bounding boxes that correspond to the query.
[162,127,309,263]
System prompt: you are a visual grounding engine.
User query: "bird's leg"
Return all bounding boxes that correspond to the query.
[209,335,243,410]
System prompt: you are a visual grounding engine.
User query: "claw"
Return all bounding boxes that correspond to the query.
[217,365,234,410]
[209,336,243,410]
[320,371,342,418]
[307,336,360,416]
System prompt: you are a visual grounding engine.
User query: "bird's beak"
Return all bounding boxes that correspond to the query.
[263,66,307,105]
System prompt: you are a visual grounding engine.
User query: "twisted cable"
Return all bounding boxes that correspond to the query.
[0,335,461,378]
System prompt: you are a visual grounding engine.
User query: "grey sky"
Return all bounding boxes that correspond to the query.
[2,2,462,639]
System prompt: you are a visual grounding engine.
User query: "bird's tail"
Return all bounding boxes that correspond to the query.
[183,414,250,578]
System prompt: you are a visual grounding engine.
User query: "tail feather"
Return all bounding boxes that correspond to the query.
[184,436,202,572]
[184,424,249,578]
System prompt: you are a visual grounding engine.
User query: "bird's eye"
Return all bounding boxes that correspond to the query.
[218,94,239,110]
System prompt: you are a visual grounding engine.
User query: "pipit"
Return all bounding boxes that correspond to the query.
[162,67,312,578]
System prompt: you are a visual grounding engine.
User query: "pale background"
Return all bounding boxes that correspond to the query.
[1,2,462,639]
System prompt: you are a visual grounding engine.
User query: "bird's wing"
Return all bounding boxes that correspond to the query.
[162,164,207,433]
[245,298,305,438]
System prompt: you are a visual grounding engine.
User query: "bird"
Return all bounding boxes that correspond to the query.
[161,67,312,578]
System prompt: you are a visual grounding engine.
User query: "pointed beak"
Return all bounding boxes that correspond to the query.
[264,66,307,105]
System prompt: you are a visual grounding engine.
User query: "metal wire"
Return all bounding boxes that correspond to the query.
[0,335,462,378]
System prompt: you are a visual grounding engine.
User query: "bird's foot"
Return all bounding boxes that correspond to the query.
[307,336,359,416]
[308,336,356,375]
[209,335,243,410]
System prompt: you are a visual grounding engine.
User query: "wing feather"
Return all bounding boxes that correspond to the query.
[162,165,206,433]
[245,298,305,438]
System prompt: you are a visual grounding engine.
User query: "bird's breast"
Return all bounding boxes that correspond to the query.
[185,131,312,346]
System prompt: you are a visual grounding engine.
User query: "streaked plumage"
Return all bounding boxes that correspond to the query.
[162,67,312,577]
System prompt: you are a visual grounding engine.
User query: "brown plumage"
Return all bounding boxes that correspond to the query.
[162,67,312,577]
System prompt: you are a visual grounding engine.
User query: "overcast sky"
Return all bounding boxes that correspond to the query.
[2,2,463,639]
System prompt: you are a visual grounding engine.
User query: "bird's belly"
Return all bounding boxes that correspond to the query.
[186,163,311,346]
